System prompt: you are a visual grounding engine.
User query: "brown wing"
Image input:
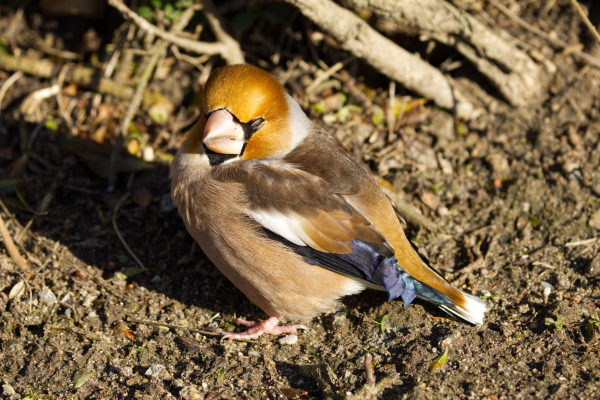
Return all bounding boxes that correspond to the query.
[211,159,394,256]
[282,128,487,324]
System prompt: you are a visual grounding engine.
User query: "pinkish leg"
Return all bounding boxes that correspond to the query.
[221,316,308,342]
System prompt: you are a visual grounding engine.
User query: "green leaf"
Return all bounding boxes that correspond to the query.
[45,116,58,131]
[455,120,468,135]
[429,349,448,372]
[156,152,174,163]
[113,272,128,281]
[151,0,162,8]
[122,268,148,278]
[136,6,155,21]
[336,105,362,123]
[127,123,140,139]
[73,370,91,389]
[530,215,539,228]
[371,105,385,126]
[231,12,256,33]
[163,4,182,20]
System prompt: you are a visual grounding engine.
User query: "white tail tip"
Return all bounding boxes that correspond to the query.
[440,292,487,325]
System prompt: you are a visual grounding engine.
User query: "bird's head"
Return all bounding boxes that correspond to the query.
[184,64,311,165]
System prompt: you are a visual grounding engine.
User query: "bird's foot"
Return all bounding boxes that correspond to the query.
[219,316,308,342]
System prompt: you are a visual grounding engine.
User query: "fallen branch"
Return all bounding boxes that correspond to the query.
[108,0,244,65]
[346,0,543,107]
[283,0,479,119]
[0,53,135,100]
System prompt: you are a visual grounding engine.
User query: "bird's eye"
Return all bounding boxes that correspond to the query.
[251,118,265,130]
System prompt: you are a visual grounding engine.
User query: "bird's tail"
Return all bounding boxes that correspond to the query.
[387,240,488,325]
[377,257,486,325]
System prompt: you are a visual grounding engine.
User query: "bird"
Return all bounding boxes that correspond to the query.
[170,64,487,341]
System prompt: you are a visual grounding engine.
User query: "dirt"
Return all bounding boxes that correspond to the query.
[1,1,600,399]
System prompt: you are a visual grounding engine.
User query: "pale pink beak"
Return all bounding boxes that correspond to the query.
[203,109,245,155]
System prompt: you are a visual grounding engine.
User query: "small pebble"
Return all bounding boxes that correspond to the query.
[145,364,166,377]
[41,285,57,305]
[121,366,133,377]
[562,162,579,174]
[278,334,298,345]
[589,209,600,230]
[8,281,25,300]
[541,281,552,298]
[2,384,16,395]
[142,146,155,162]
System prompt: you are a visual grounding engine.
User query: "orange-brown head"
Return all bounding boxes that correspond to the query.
[196,64,311,163]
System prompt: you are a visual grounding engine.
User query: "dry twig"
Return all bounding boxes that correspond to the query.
[0,203,28,270]
[569,0,600,45]
[108,0,244,64]
[55,64,74,130]
[306,57,353,93]
[489,0,600,69]
[565,238,597,247]
[128,318,218,336]
[46,324,101,341]
[364,353,375,387]
[112,194,146,270]
[0,70,23,112]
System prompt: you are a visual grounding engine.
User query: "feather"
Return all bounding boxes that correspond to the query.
[211,159,394,257]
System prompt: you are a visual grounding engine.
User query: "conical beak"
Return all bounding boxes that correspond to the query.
[203,109,245,154]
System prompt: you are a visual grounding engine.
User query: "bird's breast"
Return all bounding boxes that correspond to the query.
[170,156,365,321]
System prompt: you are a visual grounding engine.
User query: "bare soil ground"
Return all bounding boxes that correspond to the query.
[1,1,600,399]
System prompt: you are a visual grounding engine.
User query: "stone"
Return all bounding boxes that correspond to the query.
[278,334,298,345]
[40,285,57,306]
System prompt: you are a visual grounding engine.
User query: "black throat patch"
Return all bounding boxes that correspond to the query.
[204,146,238,166]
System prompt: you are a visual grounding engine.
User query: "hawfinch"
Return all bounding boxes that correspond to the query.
[170,64,486,340]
